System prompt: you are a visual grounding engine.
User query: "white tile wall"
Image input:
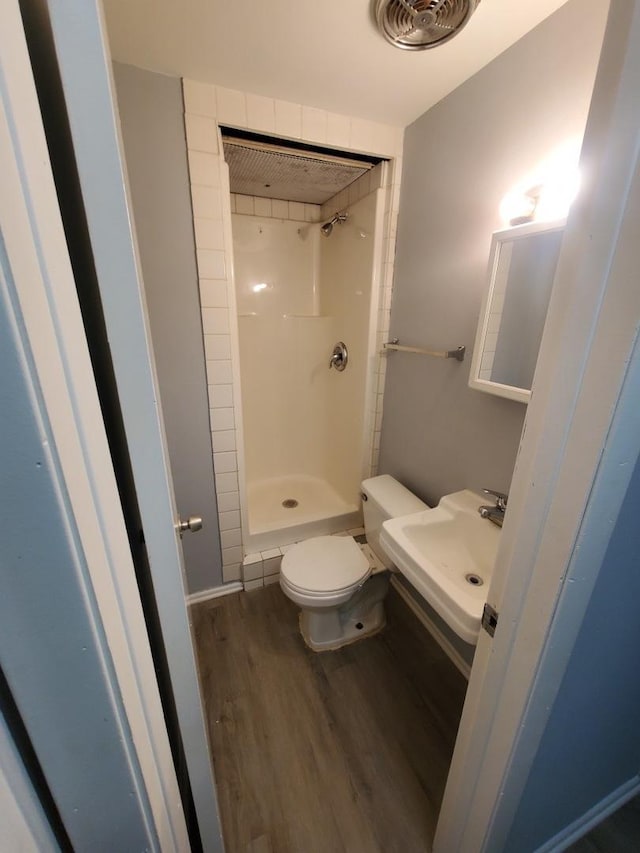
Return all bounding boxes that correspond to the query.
[326,113,351,149]
[214,452,237,475]
[274,99,302,139]
[246,94,276,134]
[194,219,225,252]
[271,198,289,219]
[204,335,231,360]
[217,490,240,512]
[235,194,254,215]
[188,151,220,186]
[221,527,242,547]
[215,471,238,493]
[253,197,272,218]
[241,547,283,588]
[197,251,226,281]
[192,185,223,219]
[209,384,233,408]
[210,407,235,431]
[207,360,233,385]
[230,194,321,222]
[302,106,327,144]
[320,162,386,221]
[182,80,216,117]
[212,430,236,453]
[215,87,247,127]
[184,114,218,153]
[183,78,404,580]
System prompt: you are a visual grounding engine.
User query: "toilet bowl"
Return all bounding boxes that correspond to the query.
[280,475,428,651]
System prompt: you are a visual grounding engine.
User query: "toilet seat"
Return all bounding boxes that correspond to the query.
[281,536,370,596]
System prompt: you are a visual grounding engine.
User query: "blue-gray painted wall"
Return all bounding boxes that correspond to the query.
[505,451,640,850]
[113,62,223,594]
[379,0,608,507]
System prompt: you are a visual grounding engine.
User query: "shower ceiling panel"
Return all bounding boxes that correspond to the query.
[222,138,373,205]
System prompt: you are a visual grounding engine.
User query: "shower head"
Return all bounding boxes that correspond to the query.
[321,211,349,236]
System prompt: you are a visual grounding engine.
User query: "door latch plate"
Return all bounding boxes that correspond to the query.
[482,603,499,637]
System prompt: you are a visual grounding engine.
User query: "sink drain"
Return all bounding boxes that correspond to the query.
[282,498,298,509]
[465,573,484,587]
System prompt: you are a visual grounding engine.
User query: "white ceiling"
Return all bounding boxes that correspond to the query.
[103,0,570,128]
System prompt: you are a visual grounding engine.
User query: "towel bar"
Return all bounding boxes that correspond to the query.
[383,339,466,362]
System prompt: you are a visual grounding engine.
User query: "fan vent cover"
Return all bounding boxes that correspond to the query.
[375,0,480,51]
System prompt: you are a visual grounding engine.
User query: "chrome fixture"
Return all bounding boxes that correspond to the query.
[374,0,481,52]
[329,341,349,371]
[478,489,508,528]
[176,515,203,537]
[383,338,466,362]
[321,211,349,237]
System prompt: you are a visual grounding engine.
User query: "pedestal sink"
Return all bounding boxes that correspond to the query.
[380,490,500,644]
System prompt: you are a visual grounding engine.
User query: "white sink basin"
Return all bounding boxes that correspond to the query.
[380,490,500,644]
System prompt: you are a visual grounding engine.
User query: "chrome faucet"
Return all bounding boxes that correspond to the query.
[478,488,508,528]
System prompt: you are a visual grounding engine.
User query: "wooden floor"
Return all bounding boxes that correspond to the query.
[567,795,640,853]
[192,583,468,853]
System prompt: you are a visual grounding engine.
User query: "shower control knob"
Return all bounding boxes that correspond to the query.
[329,341,348,372]
[177,516,203,537]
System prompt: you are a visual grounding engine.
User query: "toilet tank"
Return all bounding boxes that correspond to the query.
[361,475,428,568]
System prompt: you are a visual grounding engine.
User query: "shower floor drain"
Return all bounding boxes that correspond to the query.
[465,573,484,587]
[282,498,299,509]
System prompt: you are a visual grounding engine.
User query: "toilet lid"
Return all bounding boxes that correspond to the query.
[281,536,370,594]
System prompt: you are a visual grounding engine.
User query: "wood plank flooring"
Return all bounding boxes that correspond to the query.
[567,795,640,853]
[192,583,467,853]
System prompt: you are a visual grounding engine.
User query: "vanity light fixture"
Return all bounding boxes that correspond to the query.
[499,138,581,227]
[507,184,542,227]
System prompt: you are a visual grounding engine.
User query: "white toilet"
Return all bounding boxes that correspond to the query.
[280,475,428,651]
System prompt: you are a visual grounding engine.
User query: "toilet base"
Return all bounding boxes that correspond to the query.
[299,573,388,652]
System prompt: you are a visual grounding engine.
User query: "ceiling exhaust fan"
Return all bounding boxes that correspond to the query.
[374,0,481,51]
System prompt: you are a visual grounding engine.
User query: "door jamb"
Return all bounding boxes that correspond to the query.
[435,2,640,848]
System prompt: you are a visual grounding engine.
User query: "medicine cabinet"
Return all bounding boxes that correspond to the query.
[469,218,565,404]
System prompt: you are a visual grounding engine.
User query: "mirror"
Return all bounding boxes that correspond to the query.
[469,218,565,404]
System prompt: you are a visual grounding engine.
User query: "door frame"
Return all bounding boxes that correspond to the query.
[1,1,190,848]
[435,1,640,848]
[37,0,225,849]
[9,0,640,850]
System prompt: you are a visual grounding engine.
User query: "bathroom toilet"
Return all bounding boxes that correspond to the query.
[280,475,428,651]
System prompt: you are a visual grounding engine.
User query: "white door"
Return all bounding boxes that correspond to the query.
[21,1,224,849]
[435,1,640,849]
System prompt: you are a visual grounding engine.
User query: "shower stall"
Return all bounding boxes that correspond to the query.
[224,134,387,553]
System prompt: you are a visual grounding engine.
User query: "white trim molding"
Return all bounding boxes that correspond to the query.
[186,581,244,607]
[0,2,188,847]
[538,777,640,853]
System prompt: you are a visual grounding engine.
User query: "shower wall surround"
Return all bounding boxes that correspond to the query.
[232,178,384,557]
[230,195,321,223]
[233,206,324,487]
[182,81,403,584]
